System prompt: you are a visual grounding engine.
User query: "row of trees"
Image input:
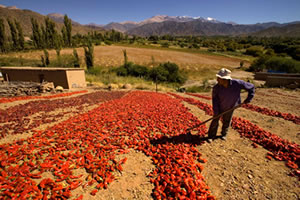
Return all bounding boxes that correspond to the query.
[0,15,73,53]
[31,15,72,49]
[0,18,25,52]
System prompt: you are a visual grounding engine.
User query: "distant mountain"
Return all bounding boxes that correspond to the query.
[47,13,81,26]
[1,5,299,38]
[101,14,300,37]
[252,23,300,37]
[102,15,221,32]
[125,20,283,36]
[103,22,139,33]
[0,5,103,36]
[125,17,300,37]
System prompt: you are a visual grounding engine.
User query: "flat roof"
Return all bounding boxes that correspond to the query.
[0,67,84,71]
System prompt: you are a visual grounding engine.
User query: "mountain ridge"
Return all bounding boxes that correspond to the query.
[0,5,104,36]
[1,4,299,37]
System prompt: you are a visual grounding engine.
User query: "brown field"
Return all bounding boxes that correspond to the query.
[2,45,244,70]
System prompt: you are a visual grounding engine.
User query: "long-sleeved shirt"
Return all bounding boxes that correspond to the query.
[212,79,255,115]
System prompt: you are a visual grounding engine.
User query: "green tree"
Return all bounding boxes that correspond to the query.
[84,42,94,69]
[0,18,7,53]
[31,18,44,48]
[73,48,80,68]
[15,20,24,50]
[64,15,72,47]
[7,18,18,50]
[44,17,58,48]
[123,49,128,66]
[149,65,169,82]
[61,26,67,46]
[245,46,263,57]
[41,49,50,67]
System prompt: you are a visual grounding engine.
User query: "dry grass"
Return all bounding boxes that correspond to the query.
[0,45,250,84]
[1,45,243,69]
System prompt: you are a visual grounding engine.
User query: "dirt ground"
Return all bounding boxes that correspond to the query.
[1,87,299,200]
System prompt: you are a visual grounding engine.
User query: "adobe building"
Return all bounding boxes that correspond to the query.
[254,72,300,88]
[0,67,86,89]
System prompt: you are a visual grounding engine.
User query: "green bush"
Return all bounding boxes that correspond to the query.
[149,65,169,82]
[185,85,211,93]
[266,57,300,73]
[115,62,149,78]
[115,66,128,76]
[149,62,187,84]
[49,54,75,68]
[249,56,300,73]
[245,46,263,57]
[86,67,101,75]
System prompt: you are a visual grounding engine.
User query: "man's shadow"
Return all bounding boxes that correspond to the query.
[150,132,222,146]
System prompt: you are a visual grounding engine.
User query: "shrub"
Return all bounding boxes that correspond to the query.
[149,62,187,84]
[185,85,211,93]
[249,56,300,73]
[265,57,300,73]
[245,46,263,57]
[115,66,128,76]
[73,49,80,68]
[161,42,169,48]
[49,54,75,68]
[86,67,101,75]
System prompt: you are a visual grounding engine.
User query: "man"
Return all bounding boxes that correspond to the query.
[207,68,255,143]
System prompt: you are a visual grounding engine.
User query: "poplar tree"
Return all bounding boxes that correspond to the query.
[0,18,7,53]
[64,15,72,47]
[84,42,94,69]
[31,18,43,48]
[73,48,80,68]
[44,17,57,48]
[15,20,24,50]
[7,18,18,50]
[61,26,67,46]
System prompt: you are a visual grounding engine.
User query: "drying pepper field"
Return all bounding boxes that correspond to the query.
[0,88,299,200]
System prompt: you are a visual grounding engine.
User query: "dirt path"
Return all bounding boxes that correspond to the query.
[182,102,299,200]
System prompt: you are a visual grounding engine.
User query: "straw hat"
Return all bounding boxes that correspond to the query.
[216,68,232,80]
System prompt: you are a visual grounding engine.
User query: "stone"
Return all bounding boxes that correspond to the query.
[123,83,132,90]
[108,83,118,90]
[55,86,64,92]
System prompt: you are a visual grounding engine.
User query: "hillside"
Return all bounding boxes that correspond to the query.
[252,23,300,37]
[0,6,103,37]
[126,19,300,37]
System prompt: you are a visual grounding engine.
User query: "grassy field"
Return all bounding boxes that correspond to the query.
[0,44,253,89]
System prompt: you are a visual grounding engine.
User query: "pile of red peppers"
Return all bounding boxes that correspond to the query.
[0,91,216,199]
[0,90,88,104]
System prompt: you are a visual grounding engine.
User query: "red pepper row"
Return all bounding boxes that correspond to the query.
[241,103,300,124]
[0,91,216,199]
[169,93,300,179]
[0,91,127,138]
[186,93,212,100]
[0,90,88,104]
[185,93,300,124]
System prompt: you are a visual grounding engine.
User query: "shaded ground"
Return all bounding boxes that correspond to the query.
[1,88,299,199]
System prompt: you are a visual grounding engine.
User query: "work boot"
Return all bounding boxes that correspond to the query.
[221,136,227,141]
[207,138,213,143]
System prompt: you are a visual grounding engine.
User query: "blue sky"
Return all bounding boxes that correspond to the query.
[0,0,299,25]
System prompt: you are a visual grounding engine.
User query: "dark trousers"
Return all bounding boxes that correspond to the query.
[207,110,234,139]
